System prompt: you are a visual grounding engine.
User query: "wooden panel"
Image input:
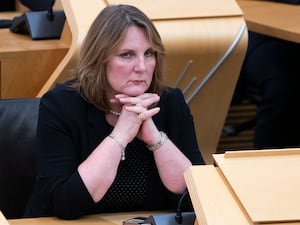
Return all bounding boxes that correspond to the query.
[1,49,67,98]
[0,19,70,98]
[0,211,9,225]
[214,149,300,223]
[184,165,252,225]
[109,0,243,20]
[158,18,248,164]
[237,0,300,44]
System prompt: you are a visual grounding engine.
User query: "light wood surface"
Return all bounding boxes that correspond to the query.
[184,166,252,225]
[110,0,242,19]
[0,10,70,98]
[15,0,63,12]
[0,29,69,98]
[214,149,300,223]
[0,12,19,20]
[185,163,300,225]
[0,211,9,225]
[237,0,300,43]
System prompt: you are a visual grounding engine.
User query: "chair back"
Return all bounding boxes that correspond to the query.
[0,98,40,219]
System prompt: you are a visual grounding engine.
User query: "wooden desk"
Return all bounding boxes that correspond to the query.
[0,12,70,98]
[184,149,300,225]
[7,211,163,225]
[237,0,300,43]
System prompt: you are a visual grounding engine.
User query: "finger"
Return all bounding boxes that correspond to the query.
[120,94,160,108]
[125,105,147,115]
[115,93,157,101]
[137,95,160,108]
[131,107,160,121]
[117,93,158,102]
[141,107,160,120]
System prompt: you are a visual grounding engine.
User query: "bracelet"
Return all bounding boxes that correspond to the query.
[147,131,168,152]
[108,134,126,161]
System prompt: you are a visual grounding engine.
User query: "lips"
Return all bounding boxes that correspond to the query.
[131,80,146,85]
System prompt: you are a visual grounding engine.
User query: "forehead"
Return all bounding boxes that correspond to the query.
[119,26,150,48]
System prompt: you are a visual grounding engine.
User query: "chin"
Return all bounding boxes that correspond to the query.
[126,88,148,96]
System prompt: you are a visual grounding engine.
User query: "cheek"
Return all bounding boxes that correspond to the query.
[107,63,132,90]
[107,59,132,77]
[107,62,122,80]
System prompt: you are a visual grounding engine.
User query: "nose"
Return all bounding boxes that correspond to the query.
[134,56,146,72]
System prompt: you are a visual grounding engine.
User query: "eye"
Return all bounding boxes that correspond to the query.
[145,49,155,58]
[119,52,133,59]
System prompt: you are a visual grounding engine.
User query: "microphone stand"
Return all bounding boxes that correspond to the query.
[143,191,196,225]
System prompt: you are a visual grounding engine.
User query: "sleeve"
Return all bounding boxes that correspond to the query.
[28,88,96,219]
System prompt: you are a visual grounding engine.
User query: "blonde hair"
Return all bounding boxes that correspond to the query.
[70,4,166,111]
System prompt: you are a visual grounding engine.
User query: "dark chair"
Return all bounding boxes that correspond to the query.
[0,98,40,219]
[223,81,261,136]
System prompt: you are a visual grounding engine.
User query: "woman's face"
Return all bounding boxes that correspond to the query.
[106,25,156,97]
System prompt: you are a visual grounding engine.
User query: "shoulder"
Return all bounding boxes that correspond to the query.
[161,87,185,100]
[159,87,187,108]
[40,81,89,118]
[156,87,191,123]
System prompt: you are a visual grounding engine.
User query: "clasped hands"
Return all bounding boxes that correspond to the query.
[110,93,161,147]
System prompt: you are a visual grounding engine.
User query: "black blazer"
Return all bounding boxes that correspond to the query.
[24,82,204,219]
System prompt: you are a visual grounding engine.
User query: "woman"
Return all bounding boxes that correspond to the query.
[24,4,204,219]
